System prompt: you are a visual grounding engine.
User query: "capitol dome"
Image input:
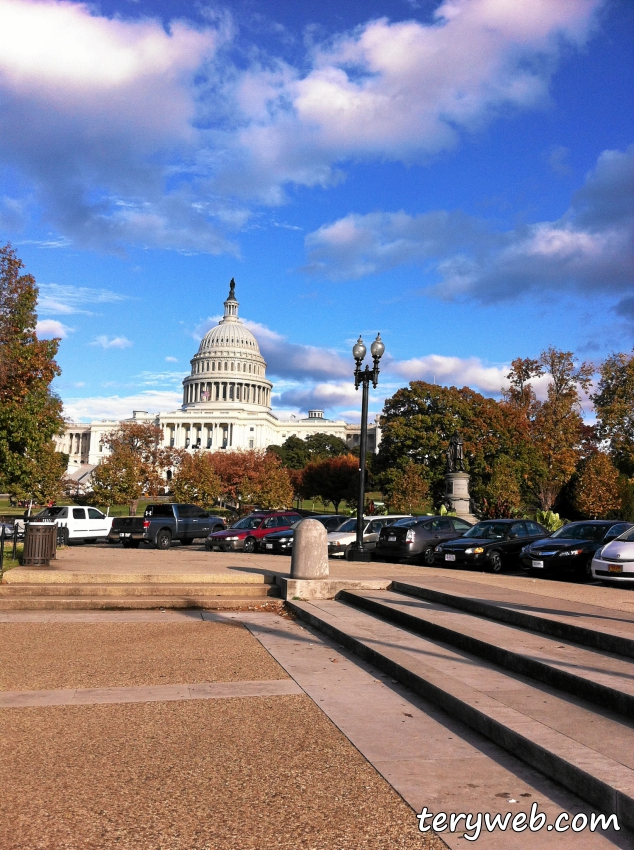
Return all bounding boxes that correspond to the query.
[182,279,272,409]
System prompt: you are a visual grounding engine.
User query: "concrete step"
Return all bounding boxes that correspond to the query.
[0,583,279,598]
[0,595,284,611]
[391,578,634,660]
[3,570,274,585]
[339,588,634,719]
[288,598,634,830]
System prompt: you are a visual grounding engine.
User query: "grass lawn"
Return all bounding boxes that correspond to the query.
[0,542,23,573]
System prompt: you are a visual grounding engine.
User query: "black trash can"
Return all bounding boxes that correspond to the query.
[22,522,57,566]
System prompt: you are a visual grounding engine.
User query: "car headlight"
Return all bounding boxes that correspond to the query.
[225,536,240,541]
[558,549,583,557]
[595,547,604,559]
[278,537,289,543]
[465,547,484,554]
[434,545,443,552]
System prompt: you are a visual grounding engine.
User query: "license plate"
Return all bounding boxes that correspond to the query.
[532,560,544,568]
[266,544,273,549]
[445,554,456,562]
[388,536,396,542]
[609,564,623,574]
[120,533,131,538]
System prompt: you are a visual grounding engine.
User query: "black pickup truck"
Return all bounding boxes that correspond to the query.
[108,504,226,549]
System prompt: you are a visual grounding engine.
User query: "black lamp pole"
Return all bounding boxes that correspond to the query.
[349,333,385,562]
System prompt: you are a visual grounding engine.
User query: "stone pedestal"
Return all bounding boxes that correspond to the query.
[290,519,329,579]
[445,472,479,524]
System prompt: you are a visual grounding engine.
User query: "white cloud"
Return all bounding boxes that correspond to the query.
[302,145,634,310]
[38,283,128,315]
[221,0,601,201]
[165,356,179,363]
[62,390,183,422]
[0,0,603,250]
[388,354,508,394]
[90,335,133,349]
[302,209,487,279]
[136,370,187,386]
[36,318,73,338]
[0,0,227,252]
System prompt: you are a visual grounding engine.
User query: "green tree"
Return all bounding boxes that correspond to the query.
[171,451,222,506]
[304,433,350,459]
[532,347,593,510]
[239,453,294,510]
[384,462,431,514]
[574,452,622,519]
[503,357,542,417]
[301,454,359,513]
[91,421,179,514]
[376,381,531,510]
[0,245,66,502]
[480,456,523,518]
[591,350,634,477]
[268,432,351,470]
[267,436,309,469]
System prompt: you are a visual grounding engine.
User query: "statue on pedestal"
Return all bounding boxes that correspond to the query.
[446,431,465,473]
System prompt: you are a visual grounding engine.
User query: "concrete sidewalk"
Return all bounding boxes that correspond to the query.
[7,542,634,615]
[0,610,442,850]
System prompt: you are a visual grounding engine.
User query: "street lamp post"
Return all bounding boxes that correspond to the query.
[349,333,385,561]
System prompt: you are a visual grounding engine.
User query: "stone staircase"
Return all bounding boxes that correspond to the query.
[287,580,634,832]
[0,570,281,611]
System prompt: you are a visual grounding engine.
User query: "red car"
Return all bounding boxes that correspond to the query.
[205,511,302,553]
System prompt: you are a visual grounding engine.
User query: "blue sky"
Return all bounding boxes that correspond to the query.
[0,0,632,424]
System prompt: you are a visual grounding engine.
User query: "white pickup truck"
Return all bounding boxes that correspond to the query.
[32,506,113,543]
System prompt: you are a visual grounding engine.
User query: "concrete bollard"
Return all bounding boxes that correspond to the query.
[290,519,329,579]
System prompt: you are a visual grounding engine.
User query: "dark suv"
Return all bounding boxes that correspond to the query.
[205,511,302,552]
[375,515,473,565]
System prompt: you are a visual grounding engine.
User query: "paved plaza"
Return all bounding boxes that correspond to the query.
[0,611,445,850]
[2,545,634,849]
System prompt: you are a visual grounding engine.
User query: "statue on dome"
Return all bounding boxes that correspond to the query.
[228,278,236,299]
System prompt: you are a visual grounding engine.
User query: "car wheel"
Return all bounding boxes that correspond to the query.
[581,558,594,581]
[243,537,256,553]
[344,544,354,561]
[422,546,436,566]
[212,524,224,533]
[61,527,70,546]
[156,530,172,550]
[488,551,503,573]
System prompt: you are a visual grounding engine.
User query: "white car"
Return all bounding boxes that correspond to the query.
[327,515,411,559]
[591,525,634,584]
[33,505,114,544]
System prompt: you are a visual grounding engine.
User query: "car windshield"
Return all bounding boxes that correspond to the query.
[336,518,358,533]
[35,507,66,518]
[231,516,263,530]
[391,517,418,527]
[463,522,508,540]
[616,527,634,542]
[289,519,303,529]
[550,524,607,541]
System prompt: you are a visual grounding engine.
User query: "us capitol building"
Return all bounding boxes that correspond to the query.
[58,281,381,482]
